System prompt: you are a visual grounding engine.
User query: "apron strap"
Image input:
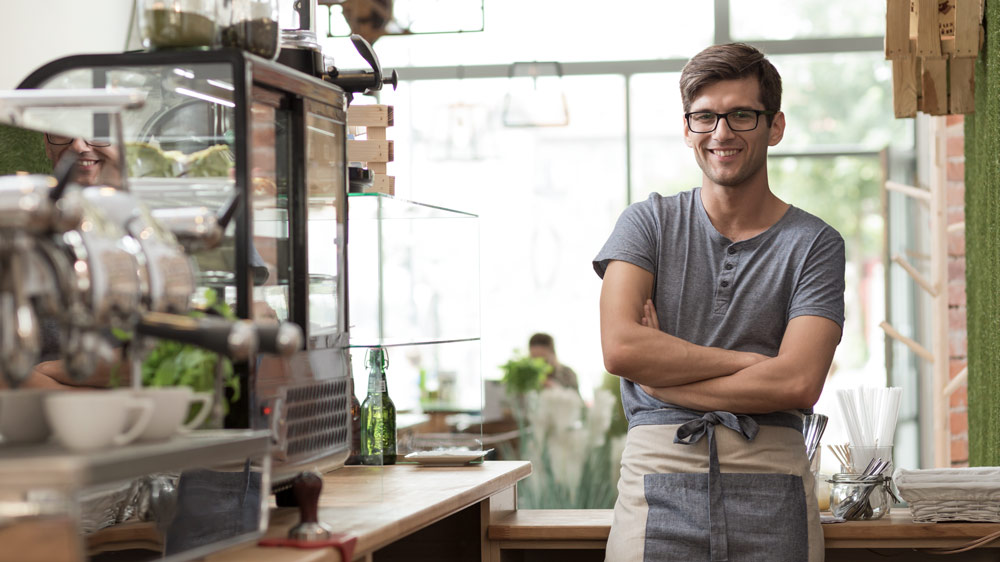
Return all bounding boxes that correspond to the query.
[674,411,758,562]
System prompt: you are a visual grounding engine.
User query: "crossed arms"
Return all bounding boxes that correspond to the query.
[599,260,841,414]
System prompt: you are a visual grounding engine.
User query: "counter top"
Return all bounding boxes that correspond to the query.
[823,509,1000,549]
[209,460,531,562]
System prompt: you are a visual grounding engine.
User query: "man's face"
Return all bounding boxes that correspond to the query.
[683,76,784,189]
[44,135,119,187]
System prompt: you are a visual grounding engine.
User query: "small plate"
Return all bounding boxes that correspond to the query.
[404,448,493,466]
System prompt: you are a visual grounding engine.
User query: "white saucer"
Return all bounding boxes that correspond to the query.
[404,448,493,466]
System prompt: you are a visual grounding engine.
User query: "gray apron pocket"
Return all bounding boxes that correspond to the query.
[643,472,808,562]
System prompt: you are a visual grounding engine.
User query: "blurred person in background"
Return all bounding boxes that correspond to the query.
[528,332,579,393]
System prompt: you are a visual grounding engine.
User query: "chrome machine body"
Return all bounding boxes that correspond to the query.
[18,49,359,479]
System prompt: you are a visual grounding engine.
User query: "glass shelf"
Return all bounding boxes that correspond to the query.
[347,193,480,348]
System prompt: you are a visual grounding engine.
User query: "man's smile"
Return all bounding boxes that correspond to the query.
[708,148,742,160]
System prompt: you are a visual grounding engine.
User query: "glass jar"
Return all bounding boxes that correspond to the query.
[221,0,280,59]
[140,0,218,49]
[276,29,325,76]
[828,473,892,520]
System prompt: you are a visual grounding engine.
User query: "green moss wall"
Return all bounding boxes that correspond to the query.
[965,0,1000,466]
[0,124,52,175]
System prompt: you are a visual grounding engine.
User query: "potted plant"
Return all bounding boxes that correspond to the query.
[499,351,552,395]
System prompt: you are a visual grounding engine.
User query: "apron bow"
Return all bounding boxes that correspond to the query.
[673,411,759,446]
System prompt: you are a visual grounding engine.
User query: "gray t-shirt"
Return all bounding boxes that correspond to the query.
[593,188,845,423]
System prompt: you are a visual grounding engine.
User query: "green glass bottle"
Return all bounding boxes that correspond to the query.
[360,347,396,465]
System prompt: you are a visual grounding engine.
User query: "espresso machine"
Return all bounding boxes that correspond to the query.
[0,90,284,561]
[17,46,358,480]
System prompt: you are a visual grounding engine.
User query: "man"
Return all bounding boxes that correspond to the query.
[594,43,844,561]
[528,332,579,392]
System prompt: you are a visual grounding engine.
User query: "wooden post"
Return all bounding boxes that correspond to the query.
[928,116,950,468]
[892,55,919,118]
[886,0,912,58]
[919,58,949,115]
[954,0,983,56]
[949,57,976,114]
[916,0,942,58]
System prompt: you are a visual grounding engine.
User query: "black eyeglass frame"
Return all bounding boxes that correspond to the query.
[44,133,112,148]
[684,109,777,133]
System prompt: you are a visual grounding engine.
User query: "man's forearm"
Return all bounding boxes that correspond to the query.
[640,355,821,414]
[604,322,767,387]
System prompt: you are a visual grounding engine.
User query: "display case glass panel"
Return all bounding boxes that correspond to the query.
[305,105,346,345]
[348,194,485,466]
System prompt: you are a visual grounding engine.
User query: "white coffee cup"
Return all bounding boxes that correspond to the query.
[0,389,52,445]
[128,387,213,442]
[45,392,154,451]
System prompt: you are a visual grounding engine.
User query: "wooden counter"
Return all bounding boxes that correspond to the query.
[209,460,531,562]
[488,508,1000,562]
[208,465,1000,562]
[824,509,1000,562]
[824,509,1000,548]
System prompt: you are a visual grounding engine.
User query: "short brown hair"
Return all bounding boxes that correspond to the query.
[528,333,554,350]
[680,43,782,123]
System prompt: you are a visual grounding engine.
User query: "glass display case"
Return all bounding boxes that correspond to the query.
[347,193,485,465]
[18,49,352,479]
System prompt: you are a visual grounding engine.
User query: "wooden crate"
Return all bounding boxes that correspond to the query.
[347,104,395,195]
[885,0,983,117]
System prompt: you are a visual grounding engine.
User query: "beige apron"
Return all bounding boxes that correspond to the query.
[605,410,822,562]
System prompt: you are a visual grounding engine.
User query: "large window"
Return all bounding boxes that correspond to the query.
[322,0,919,502]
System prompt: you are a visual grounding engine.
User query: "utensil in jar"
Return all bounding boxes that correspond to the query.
[803,413,828,463]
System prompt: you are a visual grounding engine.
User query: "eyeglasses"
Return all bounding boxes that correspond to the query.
[45,133,112,148]
[684,109,776,133]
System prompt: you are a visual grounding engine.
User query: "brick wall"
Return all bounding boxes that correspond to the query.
[944,114,969,467]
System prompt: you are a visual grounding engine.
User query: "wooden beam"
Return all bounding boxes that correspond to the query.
[954,0,983,56]
[885,180,931,200]
[919,57,948,115]
[880,321,935,363]
[892,55,919,118]
[916,0,942,58]
[347,105,394,127]
[944,366,968,397]
[892,253,938,296]
[949,56,976,114]
[885,0,912,59]
[347,139,394,163]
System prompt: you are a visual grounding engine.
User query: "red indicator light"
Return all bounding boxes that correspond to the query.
[263,406,272,416]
